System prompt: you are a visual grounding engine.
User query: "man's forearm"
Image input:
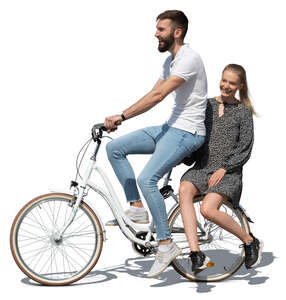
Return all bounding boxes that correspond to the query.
[122,90,164,120]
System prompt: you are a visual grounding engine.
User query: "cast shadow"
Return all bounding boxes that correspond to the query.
[21,251,275,292]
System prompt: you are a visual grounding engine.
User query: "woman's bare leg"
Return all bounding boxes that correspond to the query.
[200,193,253,243]
[179,181,200,251]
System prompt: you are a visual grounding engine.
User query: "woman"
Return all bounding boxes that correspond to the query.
[179,64,263,271]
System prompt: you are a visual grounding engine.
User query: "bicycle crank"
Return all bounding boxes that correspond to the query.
[132,232,156,256]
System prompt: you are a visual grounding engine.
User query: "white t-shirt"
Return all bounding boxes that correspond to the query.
[160,44,208,135]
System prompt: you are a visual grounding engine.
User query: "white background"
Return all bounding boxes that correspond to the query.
[1,0,285,298]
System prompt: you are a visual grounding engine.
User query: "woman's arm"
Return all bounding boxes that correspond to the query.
[222,107,254,172]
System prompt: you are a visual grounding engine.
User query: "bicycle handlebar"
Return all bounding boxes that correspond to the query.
[92,123,107,131]
[91,123,107,142]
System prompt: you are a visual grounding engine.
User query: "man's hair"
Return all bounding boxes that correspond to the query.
[156,10,188,40]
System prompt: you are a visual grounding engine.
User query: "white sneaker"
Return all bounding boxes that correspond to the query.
[147,243,182,278]
[105,208,149,226]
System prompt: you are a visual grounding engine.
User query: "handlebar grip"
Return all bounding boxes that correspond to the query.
[93,123,107,131]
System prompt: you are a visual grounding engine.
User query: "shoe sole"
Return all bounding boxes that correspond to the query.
[147,249,182,278]
[247,239,264,269]
[105,220,149,226]
[192,256,214,273]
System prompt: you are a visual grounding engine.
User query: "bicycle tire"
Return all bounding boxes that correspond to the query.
[10,193,103,286]
[169,196,250,282]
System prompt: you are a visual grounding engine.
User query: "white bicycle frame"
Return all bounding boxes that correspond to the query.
[57,136,179,249]
[56,125,251,251]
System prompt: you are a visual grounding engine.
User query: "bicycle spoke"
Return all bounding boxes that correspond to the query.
[34,206,53,234]
[64,231,96,239]
[24,241,53,269]
[59,245,76,275]
[18,227,48,240]
[47,201,59,232]
[66,219,93,237]
[63,240,91,263]
[18,237,49,250]
[42,247,58,276]
[59,244,86,269]
[26,212,51,235]
[55,199,63,228]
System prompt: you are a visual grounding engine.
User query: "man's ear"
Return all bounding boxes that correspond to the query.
[174,27,183,39]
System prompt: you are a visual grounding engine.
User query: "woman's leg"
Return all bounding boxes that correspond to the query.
[179,181,200,251]
[200,193,253,243]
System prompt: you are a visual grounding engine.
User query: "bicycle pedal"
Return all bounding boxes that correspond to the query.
[206,261,214,268]
[192,261,214,275]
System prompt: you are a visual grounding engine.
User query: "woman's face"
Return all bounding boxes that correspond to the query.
[220,70,242,99]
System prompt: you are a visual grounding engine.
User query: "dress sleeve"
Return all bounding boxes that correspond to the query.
[222,107,254,172]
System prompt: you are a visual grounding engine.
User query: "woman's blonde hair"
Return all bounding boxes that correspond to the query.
[223,64,257,116]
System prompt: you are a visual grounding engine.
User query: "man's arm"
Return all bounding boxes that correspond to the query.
[104,76,185,132]
[123,76,184,118]
[150,78,165,91]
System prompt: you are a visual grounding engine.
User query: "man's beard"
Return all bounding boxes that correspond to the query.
[158,33,175,52]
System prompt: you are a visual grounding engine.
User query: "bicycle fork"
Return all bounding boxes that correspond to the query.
[55,161,95,241]
[51,189,85,242]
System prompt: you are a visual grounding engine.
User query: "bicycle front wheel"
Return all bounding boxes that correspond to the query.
[10,193,103,285]
[169,196,250,282]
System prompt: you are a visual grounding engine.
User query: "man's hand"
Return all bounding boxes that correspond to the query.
[208,168,227,188]
[104,114,123,133]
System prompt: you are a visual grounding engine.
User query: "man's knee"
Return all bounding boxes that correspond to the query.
[137,173,148,190]
[106,140,122,160]
[137,173,156,192]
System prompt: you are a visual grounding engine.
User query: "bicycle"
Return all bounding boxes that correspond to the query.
[10,123,252,285]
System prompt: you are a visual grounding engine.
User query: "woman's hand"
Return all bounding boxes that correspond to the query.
[208,168,227,188]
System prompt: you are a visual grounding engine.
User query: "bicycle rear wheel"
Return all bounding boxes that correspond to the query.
[169,196,250,282]
[10,193,103,285]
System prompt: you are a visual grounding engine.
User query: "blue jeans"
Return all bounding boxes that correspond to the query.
[106,123,205,241]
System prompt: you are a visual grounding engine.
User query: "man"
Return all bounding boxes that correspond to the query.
[104,10,208,278]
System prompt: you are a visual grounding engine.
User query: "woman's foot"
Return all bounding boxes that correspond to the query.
[189,251,212,272]
[241,233,264,269]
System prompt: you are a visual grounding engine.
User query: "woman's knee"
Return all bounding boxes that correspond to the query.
[200,193,226,220]
[179,181,198,203]
[200,203,216,221]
